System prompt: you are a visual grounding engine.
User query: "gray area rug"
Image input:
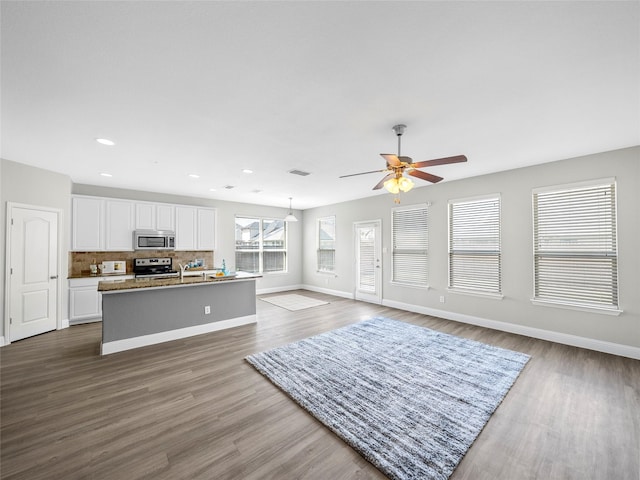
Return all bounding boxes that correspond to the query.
[246,317,530,480]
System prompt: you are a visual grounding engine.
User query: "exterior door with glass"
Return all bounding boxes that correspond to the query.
[354,220,382,304]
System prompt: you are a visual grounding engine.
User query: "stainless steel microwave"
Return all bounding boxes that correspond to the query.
[133,230,176,250]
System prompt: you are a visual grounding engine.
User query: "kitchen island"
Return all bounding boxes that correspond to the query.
[98,272,260,355]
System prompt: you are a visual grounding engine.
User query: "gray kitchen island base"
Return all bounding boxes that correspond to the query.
[101,278,257,355]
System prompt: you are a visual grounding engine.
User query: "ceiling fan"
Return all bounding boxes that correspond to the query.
[339,124,467,197]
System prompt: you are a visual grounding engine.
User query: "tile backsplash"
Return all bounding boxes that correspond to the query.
[69,251,214,277]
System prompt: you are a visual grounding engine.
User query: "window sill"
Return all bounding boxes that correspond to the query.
[447,288,504,300]
[390,281,429,290]
[530,298,622,316]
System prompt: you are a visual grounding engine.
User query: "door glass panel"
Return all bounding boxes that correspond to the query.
[358,227,375,292]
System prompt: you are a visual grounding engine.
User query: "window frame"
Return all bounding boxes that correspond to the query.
[531,178,621,315]
[390,203,429,288]
[317,215,336,274]
[447,194,503,298]
[235,216,288,275]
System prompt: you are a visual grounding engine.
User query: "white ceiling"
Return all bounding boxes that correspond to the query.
[2,1,638,210]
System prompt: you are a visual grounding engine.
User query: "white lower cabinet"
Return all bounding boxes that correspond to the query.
[69,276,133,324]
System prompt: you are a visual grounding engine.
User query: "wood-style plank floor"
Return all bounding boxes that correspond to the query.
[1,291,639,480]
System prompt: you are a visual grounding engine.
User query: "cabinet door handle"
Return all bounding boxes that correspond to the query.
[50,275,58,279]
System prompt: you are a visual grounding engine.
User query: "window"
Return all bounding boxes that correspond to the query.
[235,217,287,274]
[448,195,501,295]
[391,204,428,287]
[532,179,619,311]
[317,216,336,273]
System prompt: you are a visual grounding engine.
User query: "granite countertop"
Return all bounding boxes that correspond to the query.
[68,272,132,279]
[98,271,260,293]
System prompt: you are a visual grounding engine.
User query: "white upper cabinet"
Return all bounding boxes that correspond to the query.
[72,195,214,252]
[105,200,134,251]
[135,203,155,230]
[135,202,175,231]
[156,204,175,231]
[197,208,216,250]
[72,196,103,251]
[175,206,197,250]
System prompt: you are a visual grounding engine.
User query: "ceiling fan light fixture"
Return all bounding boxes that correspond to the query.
[398,176,414,192]
[284,197,298,222]
[384,178,400,194]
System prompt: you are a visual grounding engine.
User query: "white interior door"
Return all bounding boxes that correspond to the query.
[8,206,59,342]
[354,220,382,304]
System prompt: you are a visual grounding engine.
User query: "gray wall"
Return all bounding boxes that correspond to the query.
[1,159,72,342]
[301,147,640,350]
[3,147,638,353]
[71,184,303,293]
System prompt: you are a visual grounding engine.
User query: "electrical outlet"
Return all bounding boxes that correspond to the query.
[204,305,211,315]
[439,296,445,304]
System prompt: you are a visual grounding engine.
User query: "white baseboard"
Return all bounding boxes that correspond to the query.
[256,284,304,295]
[381,299,640,360]
[0,336,5,347]
[101,314,257,355]
[301,284,354,299]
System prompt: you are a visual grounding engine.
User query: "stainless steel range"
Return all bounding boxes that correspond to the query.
[133,257,179,278]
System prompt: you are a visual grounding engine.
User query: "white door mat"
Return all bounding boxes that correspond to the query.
[260,294,329,311]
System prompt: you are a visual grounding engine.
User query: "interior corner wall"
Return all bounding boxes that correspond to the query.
[301,146,640,351]
[1,159,73,342]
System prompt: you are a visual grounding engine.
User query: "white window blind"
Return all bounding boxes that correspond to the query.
[317,216,336,273]
[533,180,618,309]
[449,196,501,294]
[392,205,428,286]
[357,226,376,292]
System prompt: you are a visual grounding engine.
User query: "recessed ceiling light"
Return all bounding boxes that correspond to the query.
[96,138,115,146]
[188,174,200,178]
[100,172,113,177]
[242,169,253,174]
[209,188,217,192]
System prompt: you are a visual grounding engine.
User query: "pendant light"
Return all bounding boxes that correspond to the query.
[284,197,298,222]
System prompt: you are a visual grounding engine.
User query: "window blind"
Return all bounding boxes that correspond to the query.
[317,216,336,273]
[392,205,428,286]
[449,196,501,294]
[358,227,376,291]
[533,181,618,308]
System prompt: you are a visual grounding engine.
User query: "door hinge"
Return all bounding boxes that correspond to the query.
[9,318,12,325]
[11,218,14,226]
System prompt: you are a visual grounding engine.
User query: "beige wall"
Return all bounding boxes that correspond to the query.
[302,146,640,352]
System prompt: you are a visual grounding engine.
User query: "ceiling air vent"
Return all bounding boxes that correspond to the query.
[224,185,235,189]
[288,169,311,176]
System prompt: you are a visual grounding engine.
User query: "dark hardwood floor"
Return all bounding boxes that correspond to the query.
[1,291,638,480]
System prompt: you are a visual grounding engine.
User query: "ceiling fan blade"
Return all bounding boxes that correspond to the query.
[398,156,413,164]
[373,173,395,190]
[339,168,388,178]
[408,169,443,183]
[381,154,401,167]
[410,155,467,169]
